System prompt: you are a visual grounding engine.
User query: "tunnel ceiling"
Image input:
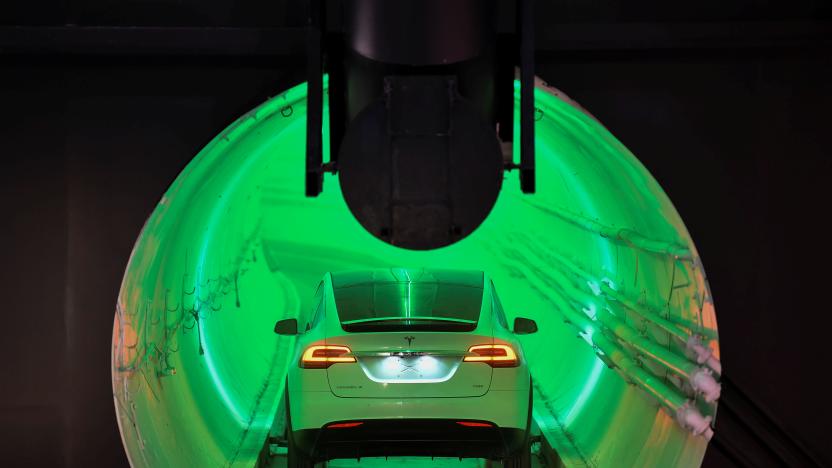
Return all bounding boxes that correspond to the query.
[112,78,720,467]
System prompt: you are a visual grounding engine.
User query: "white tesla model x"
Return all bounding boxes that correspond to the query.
[274,268,538,467]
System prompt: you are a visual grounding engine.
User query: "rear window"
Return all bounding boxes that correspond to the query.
[333,282,483,332]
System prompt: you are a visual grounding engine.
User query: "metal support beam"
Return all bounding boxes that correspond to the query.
[2,21,831,57]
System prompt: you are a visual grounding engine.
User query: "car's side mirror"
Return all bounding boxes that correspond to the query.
[274,318,298,335]
[513,317,538,334]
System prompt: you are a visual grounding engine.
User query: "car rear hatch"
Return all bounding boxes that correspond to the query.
[326,268,491,398]
[326,331,493,398]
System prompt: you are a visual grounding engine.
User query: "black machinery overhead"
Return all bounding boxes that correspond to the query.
[303,0,536,250]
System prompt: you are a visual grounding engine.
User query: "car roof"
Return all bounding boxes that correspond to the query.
[330,268,484,289]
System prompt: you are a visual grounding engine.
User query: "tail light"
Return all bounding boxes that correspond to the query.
[456,421,494,428]
[463,344,519,368]
[300,345,356,369]
[327,421,363,429]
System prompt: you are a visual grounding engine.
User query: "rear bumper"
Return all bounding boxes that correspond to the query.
[293,419,527,461]
[289,388,530,432]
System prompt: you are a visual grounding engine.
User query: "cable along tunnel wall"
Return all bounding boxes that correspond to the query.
[111,79,720,467]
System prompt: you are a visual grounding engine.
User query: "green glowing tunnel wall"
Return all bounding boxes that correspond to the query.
[112,79,719,467]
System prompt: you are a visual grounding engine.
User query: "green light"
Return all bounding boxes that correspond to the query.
[113,79,719,467]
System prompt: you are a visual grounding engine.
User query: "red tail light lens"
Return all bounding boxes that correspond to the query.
[327,421,363,429]
[300,345,356,369]
[456,421,494,427]
[463,344,519,367]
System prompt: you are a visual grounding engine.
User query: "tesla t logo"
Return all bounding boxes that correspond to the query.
[404,336,415,347]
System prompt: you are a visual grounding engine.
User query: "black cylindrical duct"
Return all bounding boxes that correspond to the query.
[347,0,492,66]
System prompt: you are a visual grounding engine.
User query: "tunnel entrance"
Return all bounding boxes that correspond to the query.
[112,79,719,467]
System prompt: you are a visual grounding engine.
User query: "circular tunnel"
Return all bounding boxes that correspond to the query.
[112,79,720,467]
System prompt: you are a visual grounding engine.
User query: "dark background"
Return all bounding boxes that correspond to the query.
[2,1,830,466]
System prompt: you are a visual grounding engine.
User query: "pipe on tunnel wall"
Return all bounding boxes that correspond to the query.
[602,282,722,375]
[112,78,719,467]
